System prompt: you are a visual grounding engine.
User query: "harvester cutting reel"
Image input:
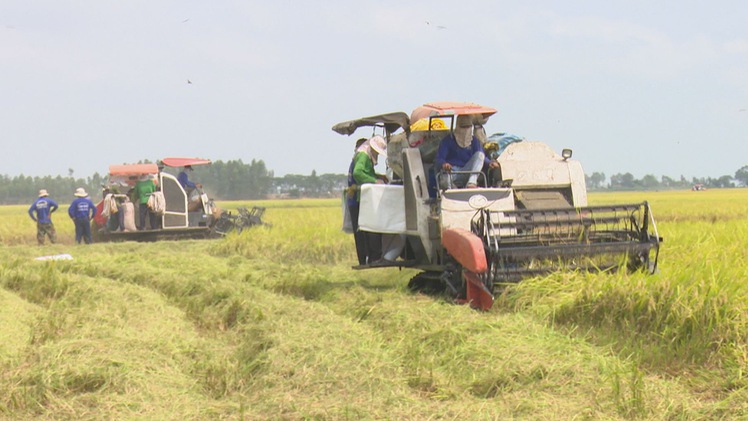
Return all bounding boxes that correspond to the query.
[211,206,270,235]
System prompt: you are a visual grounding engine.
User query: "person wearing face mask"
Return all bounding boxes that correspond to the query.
[350,135,388,265]
[434,115,498,188]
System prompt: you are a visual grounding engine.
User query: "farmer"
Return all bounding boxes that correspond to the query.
[134,174,158,230]
[68,187,97,244]
[178,165,202,191]
[28,189,59,245]
[349,135,388,265]
[178,165,204,211]
[435,115,499,188]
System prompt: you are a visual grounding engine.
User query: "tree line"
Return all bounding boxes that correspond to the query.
[0,159,348,205]
[586,166,748,190]
[2,161,747,205]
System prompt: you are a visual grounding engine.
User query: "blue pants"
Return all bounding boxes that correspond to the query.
[73,218,92,244]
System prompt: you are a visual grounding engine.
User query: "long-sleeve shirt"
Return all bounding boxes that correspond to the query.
[352,152,378,185]
[351,152,378,203]
[178,171,196,189]
[29,197,59,224]
[435,134,489,169]
[68,197,97,220]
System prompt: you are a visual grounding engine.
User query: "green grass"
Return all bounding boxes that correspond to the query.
[1,189,747,419]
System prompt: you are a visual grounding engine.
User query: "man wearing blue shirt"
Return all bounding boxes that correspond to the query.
[434,116,499,189]
[28,189,59,245]
[68,187,97,244]
[178,166,201,191]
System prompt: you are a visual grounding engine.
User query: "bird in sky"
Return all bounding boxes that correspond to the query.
[425,21,447,30]
[187,79,192,84]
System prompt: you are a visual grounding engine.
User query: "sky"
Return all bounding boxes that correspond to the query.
[2,1,747,180]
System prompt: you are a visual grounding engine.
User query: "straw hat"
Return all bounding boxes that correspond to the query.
[74,187,88,197]
[38,189,49,197]
[369,135,387,158]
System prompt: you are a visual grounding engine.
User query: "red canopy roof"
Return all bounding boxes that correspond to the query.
[160,157,212,168]
[410,101,497,123]
[108,163,159,176]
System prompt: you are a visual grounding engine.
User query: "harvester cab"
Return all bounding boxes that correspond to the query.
[333,101,662,310]
[160,157,215,226]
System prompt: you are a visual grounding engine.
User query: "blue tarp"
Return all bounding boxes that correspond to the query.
[487,133,524,159]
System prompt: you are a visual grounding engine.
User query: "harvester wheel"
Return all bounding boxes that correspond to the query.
[407,272,445,295]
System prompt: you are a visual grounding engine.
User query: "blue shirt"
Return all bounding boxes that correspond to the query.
[435,134,489,169]
[68,197,97,220]
[29,197,59,224]
[178,171,196,189]
[346,159,358,207]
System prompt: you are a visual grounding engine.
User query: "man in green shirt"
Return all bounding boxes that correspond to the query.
[135,175,158,230]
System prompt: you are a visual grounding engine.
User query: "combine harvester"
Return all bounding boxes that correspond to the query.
[333,102,662,310]
[93,157,266,242]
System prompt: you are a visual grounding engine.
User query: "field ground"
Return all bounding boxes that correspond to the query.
[1,189,748,419]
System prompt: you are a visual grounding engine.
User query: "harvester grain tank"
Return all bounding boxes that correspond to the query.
[333,101,662,310]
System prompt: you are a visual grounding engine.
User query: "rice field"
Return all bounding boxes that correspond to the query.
[1,189,747,419]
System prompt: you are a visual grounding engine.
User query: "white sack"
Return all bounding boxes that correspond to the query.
[358,184,406,234]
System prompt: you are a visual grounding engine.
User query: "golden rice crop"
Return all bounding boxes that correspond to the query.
[212,202,354,264]
[510,188,748,381]
[1,189,747,418]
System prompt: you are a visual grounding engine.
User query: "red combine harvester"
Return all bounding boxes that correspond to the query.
[93,157,266,242]
[333,101,662,310]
